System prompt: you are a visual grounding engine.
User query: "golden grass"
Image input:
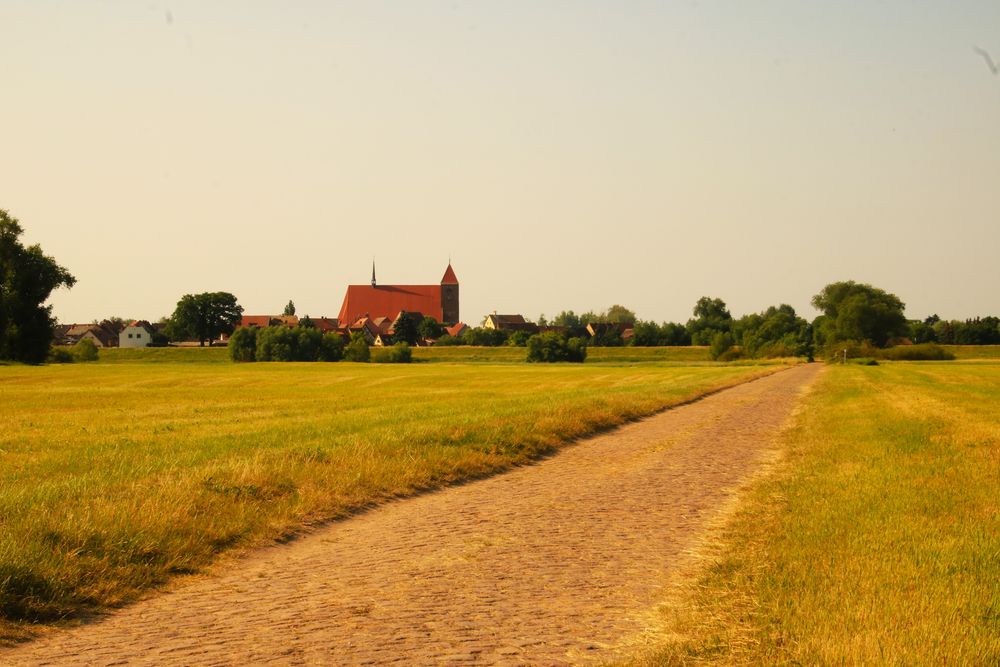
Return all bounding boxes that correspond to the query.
[638,362,1000,664]
[0,359,778,643]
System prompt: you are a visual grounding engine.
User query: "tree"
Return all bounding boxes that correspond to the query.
[255,325,295,361]
[462,327,508,346]
[686,297,732,345]
[318,332,345,361]
[526,332,587,363]
[283,300,296,316]
[168,292,243,346]
[551,310,586,337]
[709,332,735,360]
[229,326,257,362]
[417,316,443,341]
[393,312,420,345]
[811,281,907,347]
[604,304,636,325]
[734,304,811,358]
[0,209,77,363]
[507,330,532,347]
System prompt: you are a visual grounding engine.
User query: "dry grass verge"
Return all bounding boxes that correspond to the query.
[635,362,1000,664]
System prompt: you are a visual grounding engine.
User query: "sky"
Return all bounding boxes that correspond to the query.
[2,1,998,325]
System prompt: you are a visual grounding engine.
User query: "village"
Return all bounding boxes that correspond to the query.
[52,262,635,351]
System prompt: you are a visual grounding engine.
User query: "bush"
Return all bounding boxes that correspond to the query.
[229,326,257,362]
[73,338,99,362]
[879,343,955,361]
[256,325,296,361]
[526,332,587,363]
[463,327,508,346]
[433,334,464,346]
[318,332,345,361]
[47,347,75,364]
[344,333,370,362]
[717,346,744,362]
[507,330,531,347]
[822,339,879,364]
[709,332,735,361]
[371,342,412,363]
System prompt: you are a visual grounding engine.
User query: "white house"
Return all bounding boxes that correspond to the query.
[119,320,156,348]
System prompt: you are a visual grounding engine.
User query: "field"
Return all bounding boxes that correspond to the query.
[0,356,777,643]
[942,345,1000,360]
[646,362,1000,664]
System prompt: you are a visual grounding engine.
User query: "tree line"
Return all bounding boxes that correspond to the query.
[3,208,999,364]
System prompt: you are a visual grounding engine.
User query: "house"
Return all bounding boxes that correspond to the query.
[337,262,459,326]
[445,322,468,338]
[119,320,156,348]
[240,315,299,328]
[307,317,339,333]
[52,324,73,345]
[347,317,383,344]
[64,323,118,348]
[484,313,539,334]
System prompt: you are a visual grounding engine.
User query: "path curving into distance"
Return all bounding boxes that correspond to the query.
[6,363,821,666]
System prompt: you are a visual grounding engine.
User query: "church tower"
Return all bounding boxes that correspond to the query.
[440,262,459,324]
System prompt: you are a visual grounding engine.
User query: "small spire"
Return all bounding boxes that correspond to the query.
[371,258,376,287]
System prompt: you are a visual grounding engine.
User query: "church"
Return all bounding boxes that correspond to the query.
[337,262,460,326]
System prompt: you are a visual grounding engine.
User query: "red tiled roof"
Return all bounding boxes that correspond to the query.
[441,263,459,285]
[338,285,443,325]
[241,315,298,328]
[445,323,468,337]
[309,317,339,333]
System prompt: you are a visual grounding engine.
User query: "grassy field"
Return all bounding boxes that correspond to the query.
[0,359,778,643]
[943,345,1000,360]
[644,362,1000,664]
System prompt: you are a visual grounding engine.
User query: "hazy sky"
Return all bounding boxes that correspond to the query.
[2,1,998,325]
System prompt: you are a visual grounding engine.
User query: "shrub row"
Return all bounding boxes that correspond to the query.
[229,326,411,364]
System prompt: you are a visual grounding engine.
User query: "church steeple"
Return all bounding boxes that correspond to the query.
[371,259,376,287]
[440,261,459,324]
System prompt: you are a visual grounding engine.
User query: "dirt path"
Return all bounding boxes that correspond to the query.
[6,363,820,666]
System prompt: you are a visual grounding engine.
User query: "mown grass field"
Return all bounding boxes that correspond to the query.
[645,362,1000,664]
[0,358,779,644]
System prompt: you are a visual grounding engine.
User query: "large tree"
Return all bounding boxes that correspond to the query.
[0,209,76,363]
[168,292,243,346]
[686,296,733,345]
[604,304,636,325]
[811,281,907,347]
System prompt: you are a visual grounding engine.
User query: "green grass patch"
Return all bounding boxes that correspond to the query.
[62,346,232,364]
[942,345,1000,360]
[0,360,778,643]
[643,362,1000,664]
